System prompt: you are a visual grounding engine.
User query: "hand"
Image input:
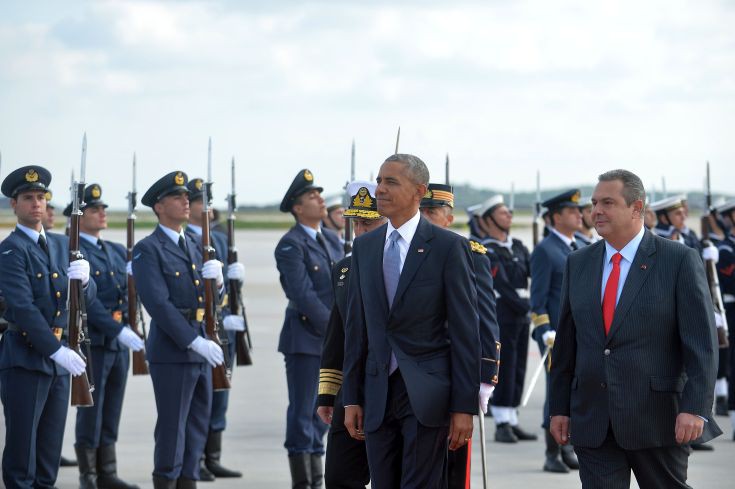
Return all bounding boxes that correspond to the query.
[190,336,225,367]
[479,383,494,414]
[448,413,473,451]
[542,330,556,348]
[344,405,365,440]
[675,413,705,444]
[117,326,145,352]
[202,260,224,287]
[67,259,90,286]
[550,415,571,445]
[227,262,245,282]
[126,261,133,276]
[50,346,86,376]
[317,406,334,425]
[702,244,719,263]
[223,315,245,331]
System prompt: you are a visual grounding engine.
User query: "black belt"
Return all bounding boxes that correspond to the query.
[7,322,67,341]
[178,308,205,322]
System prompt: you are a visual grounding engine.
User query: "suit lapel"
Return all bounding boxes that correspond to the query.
[391,218,433,312]
[18,230,50,266]
[155,226,189,263]
[605,230,656,343]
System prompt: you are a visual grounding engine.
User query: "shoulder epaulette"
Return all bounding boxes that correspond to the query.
[469,240,487,255]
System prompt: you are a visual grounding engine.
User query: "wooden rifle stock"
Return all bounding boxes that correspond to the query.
[127,216,148,375]
[227,215,253,366]
[701,214,730,348]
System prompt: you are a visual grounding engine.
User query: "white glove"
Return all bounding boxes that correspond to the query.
[50,346,87,376]
[67,259,90,286]
[126,261,133,276]
[542,330,556,348]
[479,383,495,414]
[202,260,224,287]
[702,244,719,263]
[117,326,145,352]
[714,311,725,328]
[227,262,245,282]
[190,336,224,367]
[223,315,245,331]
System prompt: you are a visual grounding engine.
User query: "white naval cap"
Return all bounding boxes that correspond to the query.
[716,199,735,215]
[649,196,684,213]
[325,195,344,211]
[468,195,505,217]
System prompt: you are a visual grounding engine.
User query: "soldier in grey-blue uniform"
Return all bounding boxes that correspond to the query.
[74,183,145,489]
[185,178,244,480]
[529,189,584,474]
[132,171,226,489]
[275,169,343,489]
[0,165,96,489]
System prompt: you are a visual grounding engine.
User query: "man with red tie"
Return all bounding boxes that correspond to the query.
[549,169,721,488]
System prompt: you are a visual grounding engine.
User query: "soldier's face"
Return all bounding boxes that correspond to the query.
[11,190,46,228]
[353,217,386,237]
[375,162,426,219]
[43,207,56,230]
[490,205,513,229]
[581,206,594,229]
[420,206,454,228]
[667,208,686,230]
[293,190,327,223]
[81,205,107,232]
[591,180,643,239]
[155,191,190,222]
[327,207,345,229]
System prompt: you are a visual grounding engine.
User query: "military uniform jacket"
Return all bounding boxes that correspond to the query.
[477,235,531,322]
[717,235,735,301]
[81,237,127,351]
[530,232,574,339]
[133,225,216,364]
[469,241,501,385]
[275,225,343,355]
[0,229,97,374]
[185,227,235,319]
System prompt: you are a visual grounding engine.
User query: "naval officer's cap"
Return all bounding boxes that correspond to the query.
[142,171,190,208]
[1,165,52,198]
[469,195,504,218]
[542,189,582,212]
[45,190,55,210]
[716,199,735,216]
[186,178,210,203]
[325,195,344,212]
[421,183,454,209]
[649,196,684,216]
[280,169,323,213]
[83,183,108,209]
[343,181,381,220]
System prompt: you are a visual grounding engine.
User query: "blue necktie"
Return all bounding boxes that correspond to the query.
[383,230,401,374]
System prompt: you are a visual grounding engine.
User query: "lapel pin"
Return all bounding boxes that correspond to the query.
[640,264,647,270]
[418,248,424,253]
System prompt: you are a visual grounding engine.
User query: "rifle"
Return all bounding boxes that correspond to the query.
[394,126,400,154]
[227,157,253,367]
[532,170,541,246]
[701,162,729,348]
[509,182,515,212]
[203,139,232,390]
[127,154,148,375]
[445,153,450,186]
[68,133,94,406]
[343,140,356,255]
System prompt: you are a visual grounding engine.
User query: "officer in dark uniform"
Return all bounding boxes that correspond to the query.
[133,171,226,489]
[74,184,145,489]
[316,180,384,489]
[467,195,537,443]
[0,165,96,489]
[420,184,499,489]
[716,200,735,437]
[529,189,583,473]
[276,169,343,489]
[185,177,244,480]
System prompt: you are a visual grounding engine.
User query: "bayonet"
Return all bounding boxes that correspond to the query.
[509,182,515,212]
[394,126,400,154]
[445,153,450,185]
[662,176,667,198]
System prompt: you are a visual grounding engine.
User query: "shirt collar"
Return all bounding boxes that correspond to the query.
[16,223,45,243]
[605,225,645,265]
[386,211,421,245]
[484,235,514,250]
[158,223,185,246]
[298,223,321,241]
[187,223,203,236]
[550,227,576,248]
[79,232,100,246]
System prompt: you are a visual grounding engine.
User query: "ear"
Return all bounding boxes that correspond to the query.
[447,213,455,225]
[631,199,644,218]
[9,198,17,211]
[415,183,428,202]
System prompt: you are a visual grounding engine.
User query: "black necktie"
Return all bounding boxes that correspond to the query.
[570,241,578,251]
[38,234,49,257]
[178,235,188,254]
[316,232,332,263]
[97,239,106,252]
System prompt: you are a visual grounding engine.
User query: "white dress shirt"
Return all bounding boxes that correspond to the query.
[384,211,421,272]
[600,225,645,305]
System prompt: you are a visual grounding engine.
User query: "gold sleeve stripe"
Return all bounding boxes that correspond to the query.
[531,313,550,327]
[320,368,343,375]
[319,374,343,383]
[318,382,341,396]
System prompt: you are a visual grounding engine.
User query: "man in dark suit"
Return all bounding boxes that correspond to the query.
[342,154,480,488]
[550,169,721,488]
[275,169,343,489]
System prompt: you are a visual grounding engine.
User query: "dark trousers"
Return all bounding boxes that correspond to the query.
[75,347,129,448]
[325,391,369,489]
[210,329,236,432]
[365,372,448,489]
[447,442,470,489]
[284,353,327,455]
[1,367,70,489]
[491,320,529,407]
[575,427,690,489]
[150,362,212,480]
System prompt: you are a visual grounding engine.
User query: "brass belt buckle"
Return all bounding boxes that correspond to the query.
[196,308,205,322]
[112,311,123,323]
[52,327,63,341]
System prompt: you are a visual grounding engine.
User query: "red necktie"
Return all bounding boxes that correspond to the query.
[602,252,622,335]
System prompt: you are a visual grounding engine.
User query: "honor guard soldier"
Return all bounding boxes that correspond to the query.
[316,181,384,489]
[133,171,226,488]
[420,184,499,489]
[0,166,96,489]
[649,196,690,243]
[185,178,244,480]
[467,195,537,443]
[74,184,145,489]
[575,196,599,246]
[529,189,583,473]
[322,195,346,245]
[276,169,343,488]
[42,190,57,230]
[716,200,735,436]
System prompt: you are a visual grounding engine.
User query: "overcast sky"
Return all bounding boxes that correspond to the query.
[1,0,733,209]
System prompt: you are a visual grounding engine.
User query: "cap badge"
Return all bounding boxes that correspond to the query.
[25,169,39,183]
[91,186,101,198]
[195,179,203,190]
[174,172,185,185]
[44,191,52,201]
[352,187,373,208]
[304,170,314,182]
[424,190,433,199]
[571,191,581,203]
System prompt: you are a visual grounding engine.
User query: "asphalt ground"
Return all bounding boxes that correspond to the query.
[1,228,733,488]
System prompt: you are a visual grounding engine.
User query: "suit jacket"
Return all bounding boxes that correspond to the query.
[0,229,97,374]
[530,232,573,340]
[342,217,480,431]
[275,225,343,355]
[549,230,721,449]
